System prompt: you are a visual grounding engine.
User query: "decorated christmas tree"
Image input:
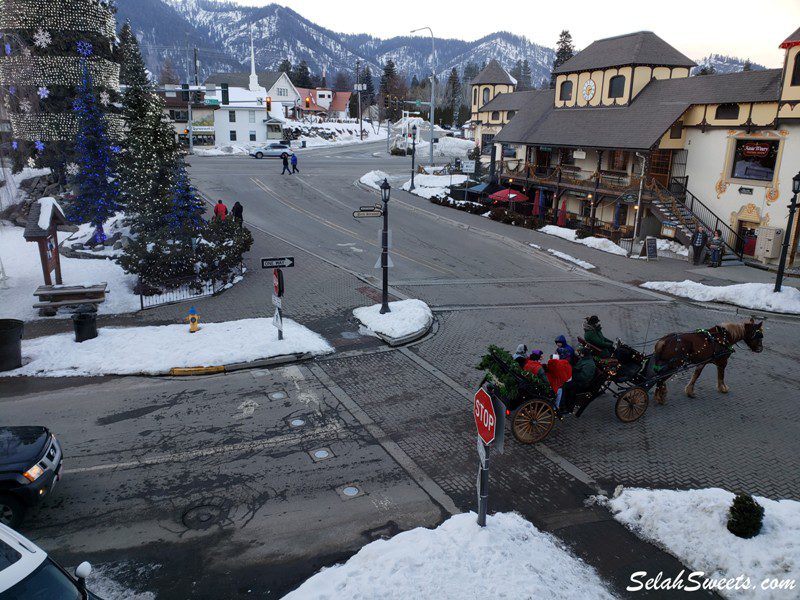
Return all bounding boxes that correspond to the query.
[0,0,121,175]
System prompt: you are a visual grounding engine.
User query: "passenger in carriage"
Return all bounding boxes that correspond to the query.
[546,353,573,410]
[512,344,529,367]
[554,335,575,363]
[559,347,597,413]
[583,315,615,359]
[523,349,546,378]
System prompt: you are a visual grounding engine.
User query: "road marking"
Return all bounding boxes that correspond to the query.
[430,299,671,312]
[64,422,342,474]
[250,177,453,275]
[234,399,259,419]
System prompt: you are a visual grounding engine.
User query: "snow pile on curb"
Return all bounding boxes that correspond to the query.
[353,299,433,339]
[656,238,689,257]
[9,317,333,377]
[402,174,468,199]
[640,280,800,314]
[548,248,596,269]
[0,221,139,320]
[284,512,616,600]
[194,143,256,156]
[434,137,476,158]
[607,488,800,600]
[539,225,628,256]
[285,122,386,148]
[359,170,392,190]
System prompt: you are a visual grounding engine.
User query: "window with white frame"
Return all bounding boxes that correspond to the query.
[249,110,256,123]
[230,130,237,141]
[228,110,236,123]
[249,130,256,141]
[277,87,288,97]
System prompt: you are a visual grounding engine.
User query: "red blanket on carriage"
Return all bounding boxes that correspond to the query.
[545,358,572,393]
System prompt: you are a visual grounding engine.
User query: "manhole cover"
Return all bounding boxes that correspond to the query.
[342,486,360,497]
[269,391,287,400]
[289,418,306,427]
[309,447,334,462]
[182,504,227,530]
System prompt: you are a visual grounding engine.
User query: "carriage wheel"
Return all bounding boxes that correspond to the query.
[615,387,649,423]
[512,399,555,444]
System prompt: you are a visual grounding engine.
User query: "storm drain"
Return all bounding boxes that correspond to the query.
[309,447,334,462]
[336,484,364,500]
[268,390,288,401]
[182,503,229,530]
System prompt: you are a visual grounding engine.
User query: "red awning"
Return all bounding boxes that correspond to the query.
[488,188,529,203]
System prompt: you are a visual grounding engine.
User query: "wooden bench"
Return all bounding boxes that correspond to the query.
[33,283,108,312]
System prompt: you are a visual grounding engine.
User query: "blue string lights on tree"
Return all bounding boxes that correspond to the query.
[68,60,119,244]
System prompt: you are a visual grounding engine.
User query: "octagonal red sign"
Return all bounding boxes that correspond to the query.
[474,387,497,445]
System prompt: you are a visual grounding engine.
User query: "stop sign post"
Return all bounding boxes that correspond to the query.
[474,386,505,527]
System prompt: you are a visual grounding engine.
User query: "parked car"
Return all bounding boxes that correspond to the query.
[249,143,294,159]
[0,523,102,599]
[0,427,63,528]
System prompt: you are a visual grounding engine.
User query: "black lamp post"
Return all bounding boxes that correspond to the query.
[410,124,417,191]
[774,171,800,293]
[379,178,392,314]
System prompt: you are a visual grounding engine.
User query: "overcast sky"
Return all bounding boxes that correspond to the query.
[229,0,798,68]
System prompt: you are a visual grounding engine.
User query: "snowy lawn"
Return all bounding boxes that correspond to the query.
[606,488,800,600]
[284,512,616,600]
[353,299,433,340]
[539,225,629,256]
[548,248,596,270]
[8,317,333,377]
[640,280,800,314]
[401,174,468,199]
[0,221,139,320]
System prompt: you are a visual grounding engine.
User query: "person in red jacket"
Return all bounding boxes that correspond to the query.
[214,199,228,221]
[545,354,573,395]
[523,349,545,378]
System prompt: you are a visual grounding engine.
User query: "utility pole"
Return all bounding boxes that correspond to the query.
[187,47,199,155]
[411,27,435,166]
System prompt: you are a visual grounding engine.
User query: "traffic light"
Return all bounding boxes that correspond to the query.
[183,129,189,135]
[266,96,272,112]
[304,96,311,109]
[181,83,190,102]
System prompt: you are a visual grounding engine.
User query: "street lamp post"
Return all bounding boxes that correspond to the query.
[588,193,595,235]
[411,27,435,167]
[410,125,417,191]
[379,178,392,314]
[774,171,800,293]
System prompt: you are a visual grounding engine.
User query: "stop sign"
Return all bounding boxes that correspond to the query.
[474,387,497,445]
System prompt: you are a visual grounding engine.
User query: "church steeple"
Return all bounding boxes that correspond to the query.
[248,25,259,92]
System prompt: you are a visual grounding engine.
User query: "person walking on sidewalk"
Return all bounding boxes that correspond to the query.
[281,152,292,175]
[231,201,244,226]
[709,229,724,267]
[291,153,299,173]
[690,227,708,265]
[213,199,228,222]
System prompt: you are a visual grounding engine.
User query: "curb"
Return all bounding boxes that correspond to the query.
[357,316,434,347]
[167,351,315,377]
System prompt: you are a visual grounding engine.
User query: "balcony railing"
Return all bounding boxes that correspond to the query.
[497,162,640,194]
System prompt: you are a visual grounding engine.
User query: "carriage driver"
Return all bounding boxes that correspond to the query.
[583,315,615,359]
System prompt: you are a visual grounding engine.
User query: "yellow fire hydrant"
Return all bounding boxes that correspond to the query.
[185,306,200,333]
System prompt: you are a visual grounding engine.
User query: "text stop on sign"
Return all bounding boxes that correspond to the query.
[474,387,497,445]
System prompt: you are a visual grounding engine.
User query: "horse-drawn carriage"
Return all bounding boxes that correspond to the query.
[480,318,764,445]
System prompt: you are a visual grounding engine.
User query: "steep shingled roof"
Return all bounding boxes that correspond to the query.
[477,90,542,112]
[553,31,696,74]
[204,71,285,90]
[471,59,517,86]
[780,26,800,49]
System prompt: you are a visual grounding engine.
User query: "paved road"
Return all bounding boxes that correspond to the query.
[4,140,797,598]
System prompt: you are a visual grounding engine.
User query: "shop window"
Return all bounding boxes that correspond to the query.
[229,130,237,141]
[609,150,629,171]
[228,110,236,123]
[608,75,625,99]
[559,148,575,166]
[669,121,683,139]
[481,133,494,155]
[491,111,500,121]
[482,88,490,105]
[729,139,779,182]
[616,203,629,225]
[559,80,573,101]
[249,130,256,141]
[715,103,740,120]
[792,55,800,86]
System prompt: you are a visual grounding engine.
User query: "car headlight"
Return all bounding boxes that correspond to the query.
[23,464,44,482]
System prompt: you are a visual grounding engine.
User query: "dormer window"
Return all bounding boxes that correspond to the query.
[559,80,573,101]
[792,54,800,86]
[507,110,516,119]
[608,75,625,99]
[491,111,500,121]
[482,88,491,104]
[715,103,740,120]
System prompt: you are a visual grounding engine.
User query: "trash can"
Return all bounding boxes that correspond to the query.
[72,308,98,343]
[301,140,306,148]
[0,319,24,372]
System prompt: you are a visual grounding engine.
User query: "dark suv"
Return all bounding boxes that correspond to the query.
[0,427,63,527]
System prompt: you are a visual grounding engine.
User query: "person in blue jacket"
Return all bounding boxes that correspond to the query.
[554,335,575,363]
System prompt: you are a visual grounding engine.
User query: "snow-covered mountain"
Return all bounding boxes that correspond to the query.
[116,0,555,85]
[692,54,766,75]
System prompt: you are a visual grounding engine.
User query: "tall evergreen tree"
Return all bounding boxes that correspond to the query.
[380,59,398,95]
[360,66,375,105]
[519,60,533,90]
[742,59,752,72]
[69,64,120,240]
[333,71,351,92]
[696,65,716,76]
[159,58,181,85]
[410,74,420,89]
[278,58,292,74]
[291,60,313,87]
[550,30,575,87]
[510,60,523,84]
[443,68,462,126]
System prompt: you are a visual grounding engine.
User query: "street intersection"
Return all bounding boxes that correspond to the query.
[3,141,798,598]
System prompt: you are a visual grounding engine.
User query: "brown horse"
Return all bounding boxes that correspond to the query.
[651,318,764,404]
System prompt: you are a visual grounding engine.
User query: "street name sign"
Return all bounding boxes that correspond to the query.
[261,256,295,269]
[353,209,382,218]
[474,387,497,445]
[204,98,220,106]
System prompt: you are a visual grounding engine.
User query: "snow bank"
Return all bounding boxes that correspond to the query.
[656,238,689,257]
[401,174,468,199]
[434,136,475,158]
[353,299,433,339]
[607,488,800,600]
[194,143,255,156]
[0,221,139,320]
[547,248,596,270]
[285,512,616,600]
[9,317,333,377]
[359,170,391,190]
[640,280,800,314]
[539,225,629,256]
[36,197,63,230]
[86,562,157,600]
